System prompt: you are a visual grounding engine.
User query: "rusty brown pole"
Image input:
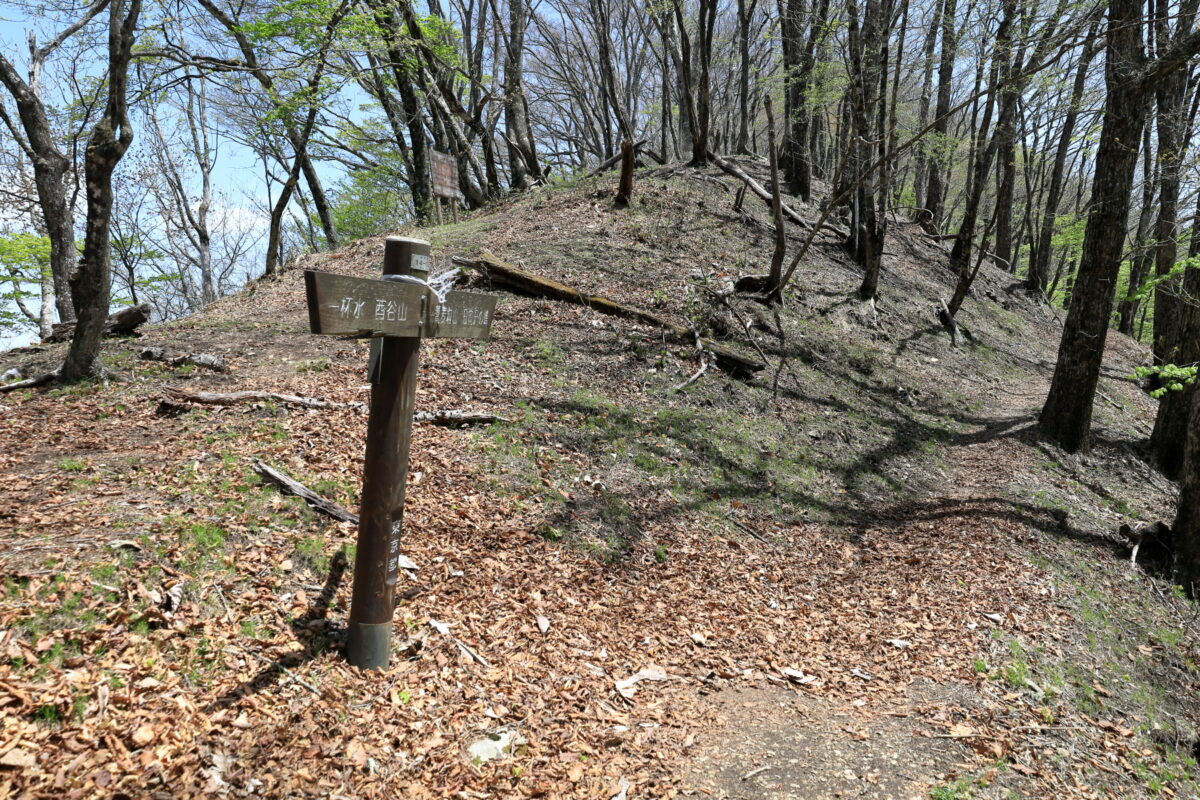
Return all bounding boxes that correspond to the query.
[347,236,430,670]
[615,139,635,207]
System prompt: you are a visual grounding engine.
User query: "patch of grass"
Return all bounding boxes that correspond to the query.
[58,457,87,472]
[294,536,327,569]
[1002,659,1030,689]
[533,338,565,368]
[294,357,331,374]
[930,776,976,800]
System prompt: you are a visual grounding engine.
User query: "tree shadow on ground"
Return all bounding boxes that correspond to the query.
[522,364,1146,567]
[204,547,349,711]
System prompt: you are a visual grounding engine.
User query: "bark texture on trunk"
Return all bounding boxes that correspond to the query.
[923,0,957,232]
[62,0,141,382]
[846,0,889,303]
[1039,0,1149,453]
[1151,263,1200,478]
[1173,388,1200,592]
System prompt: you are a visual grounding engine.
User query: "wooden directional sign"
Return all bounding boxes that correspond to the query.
[304,270,497,340]
[430,150,462,201]
[303,237,499,671]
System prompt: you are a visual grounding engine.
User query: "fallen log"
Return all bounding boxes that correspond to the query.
[453,252,764,378]
[414,409,510,426]
[708,152,851,240]
[140,347,228,372]
[45,303,150,343]
[252,459,358,524]
[0,369,59,393]
[161,386,359,410]
[708,152,812,231]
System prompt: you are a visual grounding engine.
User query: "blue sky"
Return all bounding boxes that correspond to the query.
[0,2,283,350]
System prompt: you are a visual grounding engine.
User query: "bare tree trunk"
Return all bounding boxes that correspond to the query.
[1116,125,1158,335]
[504,0,542,188]
[912,0,943,216]
[1038,0,1196,453]
[0,8,105,323]
[692,0,717,165]
[735,0,758,153]
[365,0,432,220]
[765,97,786,299]
[1151,263,1200,478]
[947,0,1013,291]
[1172,387,1200,592]
[923,0,957,231]
[1149,0,1199,362]
[779,0,831,201]
[845,0,890,304]
[1026,30,1097,294]
[196,0,340,249]
[62,0,141,382]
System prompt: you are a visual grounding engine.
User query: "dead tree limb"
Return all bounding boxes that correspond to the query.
[453,252,765,378]
[707,152,853,240]
[414,410,510,426]
[140,348,228,372]
[252,459,359,523]
[45,303,150,343]
[0,369,60,393]
[161,386,360,410]
[709,152,809,229]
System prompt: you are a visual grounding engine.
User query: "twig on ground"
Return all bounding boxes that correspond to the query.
[253,459,359,524]
[235,646,323,696]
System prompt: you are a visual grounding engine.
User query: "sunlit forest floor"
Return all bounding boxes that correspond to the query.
[0,161,1194,798]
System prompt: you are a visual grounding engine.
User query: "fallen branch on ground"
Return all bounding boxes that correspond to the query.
[708,152,850,239]
[140,347,228,372]
[453,251,764,378]
[414,409,510,426]
[45,303,150,343]
[160,386,360,411]
[0,369,60,393]
[252,459,359,524]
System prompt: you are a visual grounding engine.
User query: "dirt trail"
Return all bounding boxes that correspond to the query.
[679,342,1189,800]
[679,360,1056,799]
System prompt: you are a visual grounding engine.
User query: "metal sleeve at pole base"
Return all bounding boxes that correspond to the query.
[347,621,393,671]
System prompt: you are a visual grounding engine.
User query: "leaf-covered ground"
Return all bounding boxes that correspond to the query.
[0,162,1196,798]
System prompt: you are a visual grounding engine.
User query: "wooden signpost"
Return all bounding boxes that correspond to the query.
[430,151,462,225]
[304,236,497,670]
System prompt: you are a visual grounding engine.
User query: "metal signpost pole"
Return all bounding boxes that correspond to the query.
[346,236,429,670]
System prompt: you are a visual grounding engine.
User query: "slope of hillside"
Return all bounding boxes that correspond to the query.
[0,161,1194,799]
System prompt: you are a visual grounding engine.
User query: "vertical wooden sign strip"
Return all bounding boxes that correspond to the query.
[346,236,430,670]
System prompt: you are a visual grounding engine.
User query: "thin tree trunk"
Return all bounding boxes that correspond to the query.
[1151,263,1200,478]
[912,0,943,216]
[1150,0,1198,362]
[765,97,786,298]
[923,0,958,231]
[1117,124,1158,335]
[1026,30,1097,294]
[735,0,757,153]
